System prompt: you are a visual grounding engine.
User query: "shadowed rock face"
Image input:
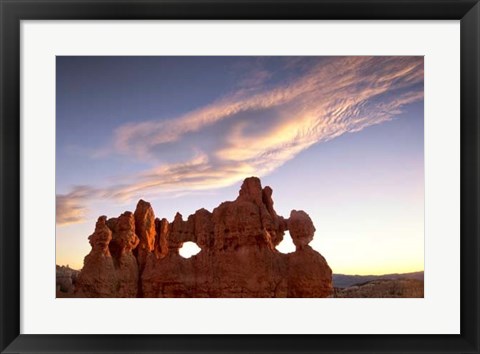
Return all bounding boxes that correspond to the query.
[133,200,156,271]
[74,177,333,298]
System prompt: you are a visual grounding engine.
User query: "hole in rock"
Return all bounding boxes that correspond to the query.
[179,241,201,258]
[276,230,296,254]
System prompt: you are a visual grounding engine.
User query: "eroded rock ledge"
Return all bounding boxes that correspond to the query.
[74,177,333,298]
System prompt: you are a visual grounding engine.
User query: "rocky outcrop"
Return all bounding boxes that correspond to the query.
[75,216,117,297]
[73,177,333,298]
[133,200,156,270]
[75,213,139,297]
[288,210,315,250]
[56,265,79,294]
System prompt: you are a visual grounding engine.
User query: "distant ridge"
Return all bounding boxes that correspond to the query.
[333,271,424,288]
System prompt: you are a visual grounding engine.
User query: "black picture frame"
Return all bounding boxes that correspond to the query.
[1,0,479,353]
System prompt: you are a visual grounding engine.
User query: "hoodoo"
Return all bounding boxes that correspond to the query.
[75,177,333,298]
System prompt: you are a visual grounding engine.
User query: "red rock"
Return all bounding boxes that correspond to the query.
[193,208,214,249]
[109,212,140,257]
[75,213,140,297]
[74,177,333,298]
[236,176,263,204]
[141,177,332,297]
[134,200,156,270]
[75,216,117,297]
[286,246,333,297]
[288,210,315,250]
[154,218,169,259]
[88,215,112,253]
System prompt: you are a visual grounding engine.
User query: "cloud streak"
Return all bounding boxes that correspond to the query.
[113,57,422,157]
[56,186,96,226]
[57,56,423,226]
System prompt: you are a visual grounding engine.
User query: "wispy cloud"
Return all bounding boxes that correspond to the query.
[57,56,423,226]
[112,57,422,158]
[56,186,96,226]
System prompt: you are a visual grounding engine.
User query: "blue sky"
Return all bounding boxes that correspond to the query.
[56,56,424,274]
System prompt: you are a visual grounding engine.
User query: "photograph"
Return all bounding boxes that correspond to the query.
[2,0,477,351]
[55,56,425,298]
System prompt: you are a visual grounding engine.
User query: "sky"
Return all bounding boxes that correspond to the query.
[56,56,424,275]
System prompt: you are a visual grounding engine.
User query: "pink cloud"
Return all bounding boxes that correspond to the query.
[58,57,424,226]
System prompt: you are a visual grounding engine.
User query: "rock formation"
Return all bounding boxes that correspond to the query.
[133,200,156,271]
[56,265,79,295]
[75,213,139,297]
[73,177,333,298]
